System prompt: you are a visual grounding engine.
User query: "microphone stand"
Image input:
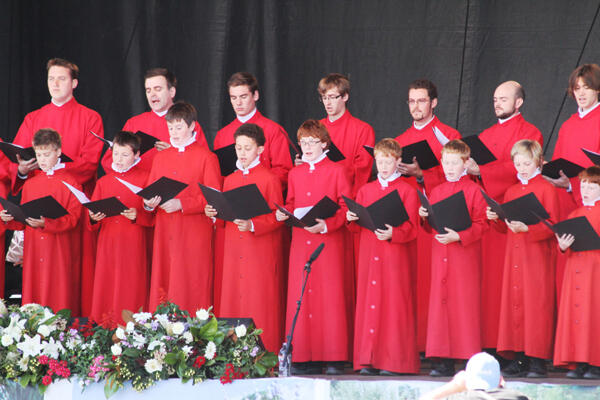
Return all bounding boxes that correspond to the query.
[278,243,324,377]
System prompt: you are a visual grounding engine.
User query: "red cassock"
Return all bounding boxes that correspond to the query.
[88,165,153,325]
[5,169,82,314]
[284,157,353,362]
[554,205,600,368]
[350,178,420,373]
[101,111,208,173]
[12,97,104,316]
[0,147,10,298]
[320,110,375,197]
[146,141,222,313]
[423,176,487,360]
[495,175,559,360]
[395,115,462,351]
[217,164,284,353]
[477,114,543,348]
[213,111,293,313]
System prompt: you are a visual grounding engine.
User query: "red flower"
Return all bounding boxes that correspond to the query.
[42,375,52,386]
[225,363,235,374]
[38,355,49,365]
[193,356,206,368]
[219,375,232,384]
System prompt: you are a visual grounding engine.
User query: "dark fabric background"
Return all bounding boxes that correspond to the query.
[0,0,599,157]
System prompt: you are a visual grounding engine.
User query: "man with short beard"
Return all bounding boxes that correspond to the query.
[464,81,543,355]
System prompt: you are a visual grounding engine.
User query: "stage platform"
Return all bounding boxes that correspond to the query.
[2,372,599,399]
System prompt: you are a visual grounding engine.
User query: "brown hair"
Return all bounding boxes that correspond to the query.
[374,138,402,159]
[318,73,350,96]
[113,131,142,154]
[510,139,543,167]
[47,58,79,80]
[144,67,177,89]
[234,123,266,147]
[408,79,438,100]
[33,128,61,149]
[165,101,197,126]
[568,64,600,99]
[297,119,331,149]
[227,72,259,93]
[579,165,600,186]
[442,139,471,161]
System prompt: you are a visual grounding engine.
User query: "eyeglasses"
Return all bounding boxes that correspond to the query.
[298,139,322,147]
[407,98,430,106]
[319,94,342,103]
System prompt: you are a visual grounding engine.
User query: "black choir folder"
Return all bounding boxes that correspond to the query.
[417,190,472,234]
[461,135,497,165]
[401,140,439,170]
[0,196,68,224]
[536,215,600,252]
[63,181,128,218]
[117,176,188,205]
[199,183,271,221]
[343,191,409,231]
[480,190,549,226]
[542,158,584,179]
[0,142,73,163]
[214,143,237,177]
[363,145,374,157]
[275,196,340,228]
[134,131,159,155]
[582,148,600,166]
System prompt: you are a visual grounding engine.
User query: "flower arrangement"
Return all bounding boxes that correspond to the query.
[0,300,278,398]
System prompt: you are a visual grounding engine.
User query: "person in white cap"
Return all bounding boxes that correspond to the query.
[420,352,529,400]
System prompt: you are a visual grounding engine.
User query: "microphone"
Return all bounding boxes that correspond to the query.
[305,243,325,269]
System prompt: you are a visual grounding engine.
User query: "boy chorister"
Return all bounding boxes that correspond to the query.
[206,123,284,353]
[144,101,221,313]
[348,138,420,375]
[0,128,82,314]
[276,120,352,375]
[488,139,559,378]
[419,139,487,377]
[88,131,153,324]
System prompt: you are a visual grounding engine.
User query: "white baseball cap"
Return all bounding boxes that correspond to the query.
[465,352,501,390]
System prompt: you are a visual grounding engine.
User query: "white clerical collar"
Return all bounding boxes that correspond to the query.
[170,132,196,152]
[51,97,72,107]
[302,150,328,171]
[445,168,468,182]
[45,161,66,176]
[413,115,435,130]
[517,167,541,185]
[112,157,141,174]
[237,108,257,123]
[582,197,600,207]
[579,102,600,119]
[377,171,401,188]
[153,109,168,117]
[236,156,260,175]
[498,112,520,124]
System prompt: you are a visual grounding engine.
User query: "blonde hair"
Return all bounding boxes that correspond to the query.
[374,138,402,159]
[510,139,543,167]
[441,139,471,161]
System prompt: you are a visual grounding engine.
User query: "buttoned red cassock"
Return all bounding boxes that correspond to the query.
[5,169,82,315]
[477,114,543,348]
[495,175,559,360]
[88,166,153,325]
[284,157,353,362]
[554,205,600,368]
[423,175,487,360]
[101,111,209,174]
[350,178,420,373]
[217,164,285,353]
[395,115,461,352]
[146,141,222,313]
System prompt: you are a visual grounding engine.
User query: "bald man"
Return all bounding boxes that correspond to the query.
[464,81,543,354]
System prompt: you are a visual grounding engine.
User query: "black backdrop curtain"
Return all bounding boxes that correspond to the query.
[0,0,599,157]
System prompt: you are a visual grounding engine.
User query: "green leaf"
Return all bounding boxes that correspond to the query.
[198,317,218,339]
[254,363,266,376]
[122,348,141,358]
[176,363,186,378]
[104,379,120,399]
[164,353,178,365]
[19,375,31,388]
[258,352,278,368]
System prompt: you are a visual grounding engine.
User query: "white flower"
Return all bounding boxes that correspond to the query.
[195,309,209,321]
[1,335,13,347]
[182,346,193,357]
[183,331,193,344]
[132,312,152,323]
[131,332,146,348]
[115,327,126,340]
[172,322,185,336]
[125,321,135,333]
[37,324,51,337]
[39,308,55,324]
[204,341,217,360]
[6,351,18,362]
[16,334,42,358]
[5,315,26,342]
[144,358,163,374]
[235,324,247,338]
[148,340,162,351]
[19,303,42,314]
[42,337,64,359]
[0,299,7,317]
[17,356,29,371]
[111,343,122,356]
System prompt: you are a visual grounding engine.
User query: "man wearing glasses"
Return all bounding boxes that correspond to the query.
[317,73,375,197]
